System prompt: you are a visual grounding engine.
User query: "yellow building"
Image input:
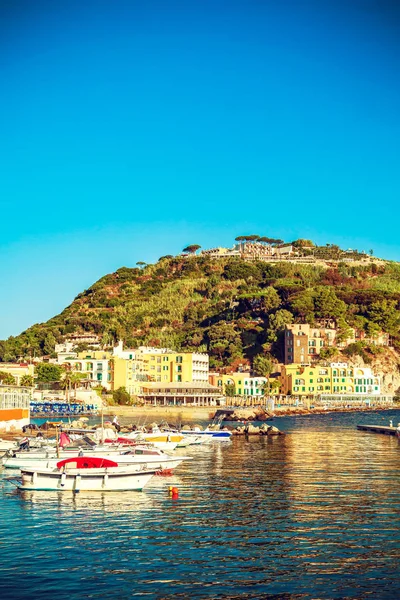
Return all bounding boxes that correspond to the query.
[63,351,113,389]
[0,363,35,385]
[138,350,209,384]
[281,362,381,396]
[111,356,144,395]
[110,344,209,393]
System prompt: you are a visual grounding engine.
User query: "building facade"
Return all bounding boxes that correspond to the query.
[0,384,31,430]
[0,363,35,385]
[284,323,390,365]
[111,342,210,393]
[62,351,113,390]
[209,372,267,397]
[281,362,381,396]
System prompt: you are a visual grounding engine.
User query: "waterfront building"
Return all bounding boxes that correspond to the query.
[281,362,381,396]
[62,351,112,390]
[209,372,267,397]
[138,381,224,407]
[112,342,209,387]
[139,350,209,384]
[0,384,31,430]
[284,323,389,365]
[0,363,34,385]
[111,355,146,396]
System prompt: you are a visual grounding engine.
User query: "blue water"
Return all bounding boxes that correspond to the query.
[1,410,399,599]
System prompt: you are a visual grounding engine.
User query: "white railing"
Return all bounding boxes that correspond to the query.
[0,387,31,410]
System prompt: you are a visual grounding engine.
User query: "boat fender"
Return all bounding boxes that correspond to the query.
[103,473,109,488]
[74,474,81,494]
[60,472,66,487]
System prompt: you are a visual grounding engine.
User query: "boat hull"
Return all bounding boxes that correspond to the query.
[181,430,232,440]
[17,468,155,492]
[4,454,189,471]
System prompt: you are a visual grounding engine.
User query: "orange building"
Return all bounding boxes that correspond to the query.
[0,385,31,431]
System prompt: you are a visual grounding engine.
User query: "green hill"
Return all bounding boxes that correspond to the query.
[1,255,400,369]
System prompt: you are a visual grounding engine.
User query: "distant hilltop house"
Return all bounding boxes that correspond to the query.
[55,334,101,355]
[180,236,379,265]
[284,323,390,365]
[200,242,294,261]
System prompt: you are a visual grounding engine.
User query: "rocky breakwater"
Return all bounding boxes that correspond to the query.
[232,423,283,436]
[225,407,273,422]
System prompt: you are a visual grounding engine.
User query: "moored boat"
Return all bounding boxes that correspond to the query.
[3,446,191,471]
[14,457,157,492]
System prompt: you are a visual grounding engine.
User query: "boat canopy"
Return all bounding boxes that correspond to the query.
[56,457,118,469]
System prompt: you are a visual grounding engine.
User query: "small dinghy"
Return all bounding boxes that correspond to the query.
[14,457,157,492]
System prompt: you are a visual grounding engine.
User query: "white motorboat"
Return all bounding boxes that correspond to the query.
[13,457,157,492]
[181,427,232,440]
[125,427,184,451]
[0,439,20,455]
[3,446,191,472]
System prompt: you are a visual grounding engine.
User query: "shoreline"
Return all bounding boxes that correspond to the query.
[102,403,400,422]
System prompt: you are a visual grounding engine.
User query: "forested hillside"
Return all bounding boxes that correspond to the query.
[1,256,400,369]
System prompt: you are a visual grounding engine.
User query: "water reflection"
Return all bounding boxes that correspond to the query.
[0,411,399,599]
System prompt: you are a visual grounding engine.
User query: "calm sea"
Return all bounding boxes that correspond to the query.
[0,410,399,599]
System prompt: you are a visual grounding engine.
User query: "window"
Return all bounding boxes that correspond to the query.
[97,363,103,371]
[97,373,102,381]
[176,356,183,364]
[157,357,161,363]
[157,367,161,373]
[177,375,182,382]
[176,365,182,372]
[107,373,111,381]
[163,366,168,371]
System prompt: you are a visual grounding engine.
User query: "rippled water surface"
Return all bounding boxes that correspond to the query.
[1,410,399,599]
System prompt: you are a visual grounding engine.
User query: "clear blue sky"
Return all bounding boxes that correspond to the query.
[1,0,399,339]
